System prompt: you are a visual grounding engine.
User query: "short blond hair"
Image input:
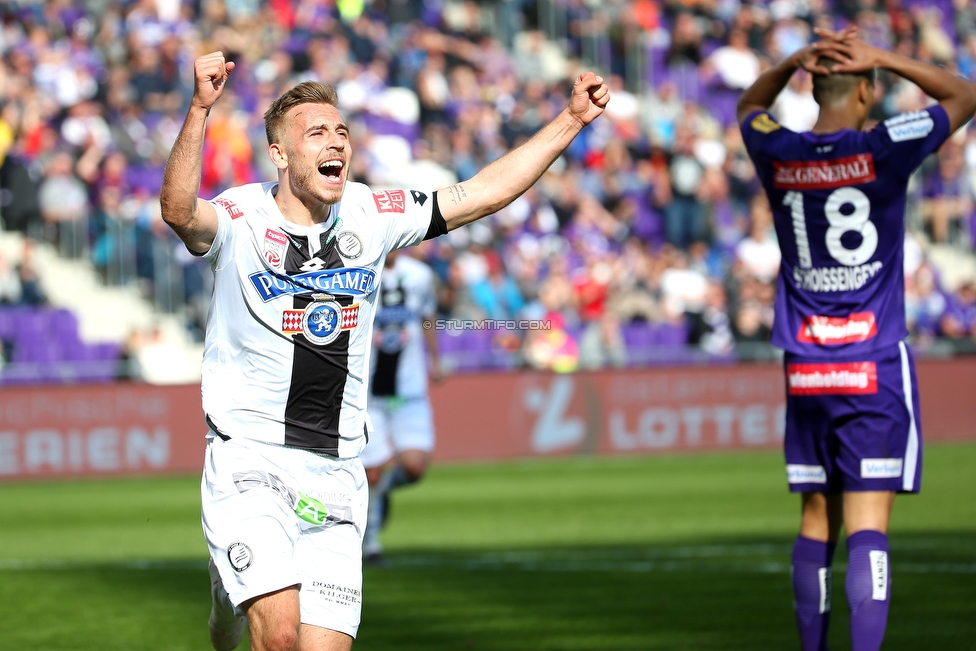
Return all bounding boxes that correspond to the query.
[263,81,339,146]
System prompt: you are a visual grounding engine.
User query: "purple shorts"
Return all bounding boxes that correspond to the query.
[783,341,922,494]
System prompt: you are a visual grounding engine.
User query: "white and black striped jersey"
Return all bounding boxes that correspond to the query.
[200,181,443,458]
[370,254,438,399]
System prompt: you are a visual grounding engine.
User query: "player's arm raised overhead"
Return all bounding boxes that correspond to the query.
[735,27,854,125]
[824,33,976,133]
[434,72,609,232]
[159,52,235,254]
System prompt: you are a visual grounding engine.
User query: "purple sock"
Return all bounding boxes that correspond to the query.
[845,530,890,651]
[792,535,837,651]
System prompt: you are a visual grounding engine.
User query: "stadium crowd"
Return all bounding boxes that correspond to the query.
[2,0,976,373]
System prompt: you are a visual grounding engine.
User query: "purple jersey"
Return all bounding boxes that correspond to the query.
[741,106,951,357]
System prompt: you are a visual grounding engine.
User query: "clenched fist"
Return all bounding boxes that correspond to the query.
[569,72,610,127]
[191,52,235,111]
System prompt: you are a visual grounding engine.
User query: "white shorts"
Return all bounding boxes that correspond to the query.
[360,397,435,469]
[201,434,368,638]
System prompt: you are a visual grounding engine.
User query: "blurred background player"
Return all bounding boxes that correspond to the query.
[737,27,976,651]
[361,247,442,564]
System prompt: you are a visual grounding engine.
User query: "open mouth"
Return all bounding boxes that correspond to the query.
[318,160,343,182]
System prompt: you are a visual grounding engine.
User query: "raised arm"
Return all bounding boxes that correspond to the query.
[436,72,609,231]
[159,52,235,254]
[736,27,854,124]
[825,35,976,133]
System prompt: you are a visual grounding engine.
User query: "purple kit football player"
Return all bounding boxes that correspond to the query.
[737,27,976,651]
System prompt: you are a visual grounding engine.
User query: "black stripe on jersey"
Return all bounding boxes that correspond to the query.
[281,231,351,456]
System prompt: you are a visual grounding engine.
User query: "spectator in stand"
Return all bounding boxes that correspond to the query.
[772,71,820,132]
[37,151,90,257]
[666,124,707,248]
[906,263,949,341]
[735,193,782,284]
[16,240,47,306]
[921,138,974,244]
[704,29,762,91]
[941,280,976,337]
[470,252,524,321]
[0,252,22,305]
[687,280,734,356]
[667,12,703,66]
[578,310,627,369]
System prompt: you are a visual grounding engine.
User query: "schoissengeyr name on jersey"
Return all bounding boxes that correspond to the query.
[793,260,883,293]
[249,267,377,302]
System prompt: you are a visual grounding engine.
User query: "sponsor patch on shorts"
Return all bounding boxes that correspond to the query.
[787,464,827,484]
[861,458,903,479]
[787,362,878,395]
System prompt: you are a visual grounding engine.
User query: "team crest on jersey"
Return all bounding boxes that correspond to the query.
[263,229,288,268]
[227,542,252,572]
[373,190,406,213]
[336,231,364,259]
[751,113,781,134]
[281,294,360,345]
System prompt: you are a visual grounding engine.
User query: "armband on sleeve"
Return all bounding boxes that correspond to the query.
[423,191,448,241]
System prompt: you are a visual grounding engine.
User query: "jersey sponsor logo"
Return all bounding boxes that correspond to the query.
[885,110,930,126]
[786,464,827,484]
[792,261,883,293]
[335,231,363,259]
[281,300,359,344]
[263,229,288,267]
[249,267,376,302]
[373,189,406,213]
[861,458,903,479]
[212,197,244,219]
[796,312,878,344]
[324,217,343,246]
[233,470,355,525]
[887,117,934,142]
[773,154,876,190]
[786,361,878,395]
[751,113,781,134]
[227,542,252,572]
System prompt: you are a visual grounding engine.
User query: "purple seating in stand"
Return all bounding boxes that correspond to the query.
[0,306,122,384]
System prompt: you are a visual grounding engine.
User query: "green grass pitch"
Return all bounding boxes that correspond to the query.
[1,443,973,650]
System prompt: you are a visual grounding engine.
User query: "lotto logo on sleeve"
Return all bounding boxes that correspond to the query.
[787,362,878,395]
[796,312,878,345]
[773,154,876,190]
[372,190,406,213]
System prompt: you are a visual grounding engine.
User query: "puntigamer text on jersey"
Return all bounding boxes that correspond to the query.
[249,267,377,301]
